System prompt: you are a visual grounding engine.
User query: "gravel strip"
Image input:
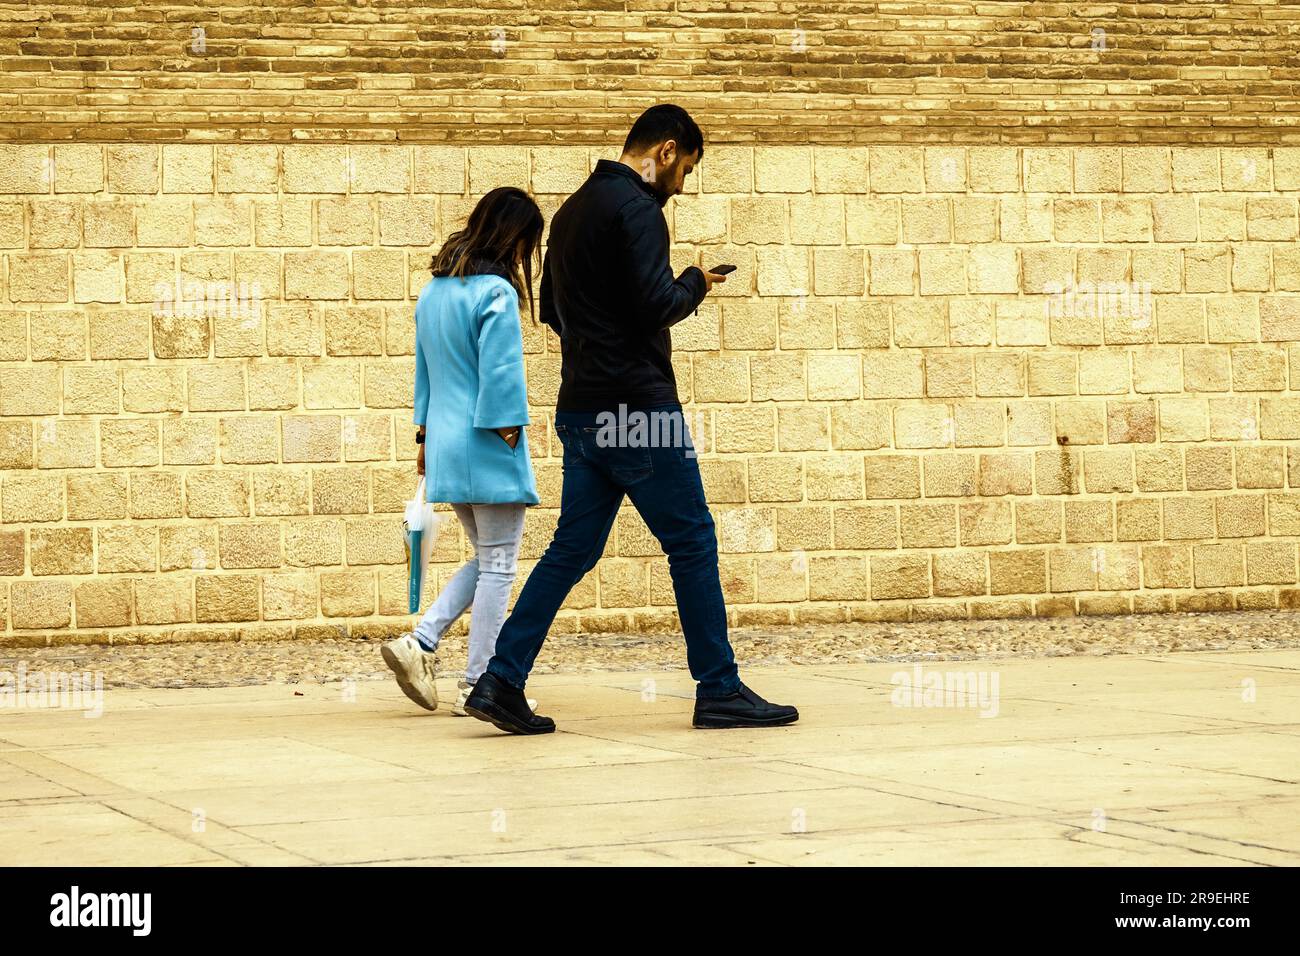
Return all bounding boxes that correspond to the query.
[2,610,1299,690]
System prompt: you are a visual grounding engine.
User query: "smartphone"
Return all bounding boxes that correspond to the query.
[708,264,737,275]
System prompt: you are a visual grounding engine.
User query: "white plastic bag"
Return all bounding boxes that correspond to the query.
[403,476,440,612]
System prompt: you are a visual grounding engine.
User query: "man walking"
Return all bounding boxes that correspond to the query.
[465,104,799,734]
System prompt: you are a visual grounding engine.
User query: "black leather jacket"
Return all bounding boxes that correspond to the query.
[541,159,707,411]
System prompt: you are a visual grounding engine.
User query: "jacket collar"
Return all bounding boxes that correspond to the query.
[463,256,514,283]
[432,245,515,284]
[594,158,662,202]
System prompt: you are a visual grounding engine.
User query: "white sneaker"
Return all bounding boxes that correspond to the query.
[451,679,473,717]
[380,633,439,711]
[451,678,535,716]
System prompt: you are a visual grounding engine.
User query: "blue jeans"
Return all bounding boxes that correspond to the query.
[485,404,741,698]
[413,502,526,683]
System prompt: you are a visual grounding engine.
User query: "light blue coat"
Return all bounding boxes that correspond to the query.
[413,274,539,505]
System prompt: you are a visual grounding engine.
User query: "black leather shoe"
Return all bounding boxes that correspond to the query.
[693,682,799,728]
[464,671,556,735]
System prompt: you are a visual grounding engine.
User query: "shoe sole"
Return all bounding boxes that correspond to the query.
[692,711,799,729]
[380,644,438,712]
[464,699,555,735]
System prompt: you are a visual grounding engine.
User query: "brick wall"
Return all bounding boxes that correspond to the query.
[3,3,1300,145]
[3,142,1300,644]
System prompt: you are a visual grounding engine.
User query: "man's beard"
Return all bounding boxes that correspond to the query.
[645,169,673,207]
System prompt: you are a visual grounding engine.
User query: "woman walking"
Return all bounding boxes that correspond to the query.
[382,187,543,715]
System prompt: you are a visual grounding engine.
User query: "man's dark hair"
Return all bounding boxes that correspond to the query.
[622,104,704,162]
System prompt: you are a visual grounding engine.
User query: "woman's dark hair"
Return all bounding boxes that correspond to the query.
[430,186,544,323]
[622,104,704,162]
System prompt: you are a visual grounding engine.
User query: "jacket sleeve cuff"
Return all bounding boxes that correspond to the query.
[473,359,531,429]
[686,265,707,316]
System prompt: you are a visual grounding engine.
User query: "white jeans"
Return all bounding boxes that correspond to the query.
[413,502,526,683]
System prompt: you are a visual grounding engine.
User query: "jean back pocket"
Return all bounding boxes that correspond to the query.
[582,425,653,485]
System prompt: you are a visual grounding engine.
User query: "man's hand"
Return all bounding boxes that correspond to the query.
[702,268,729,293]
